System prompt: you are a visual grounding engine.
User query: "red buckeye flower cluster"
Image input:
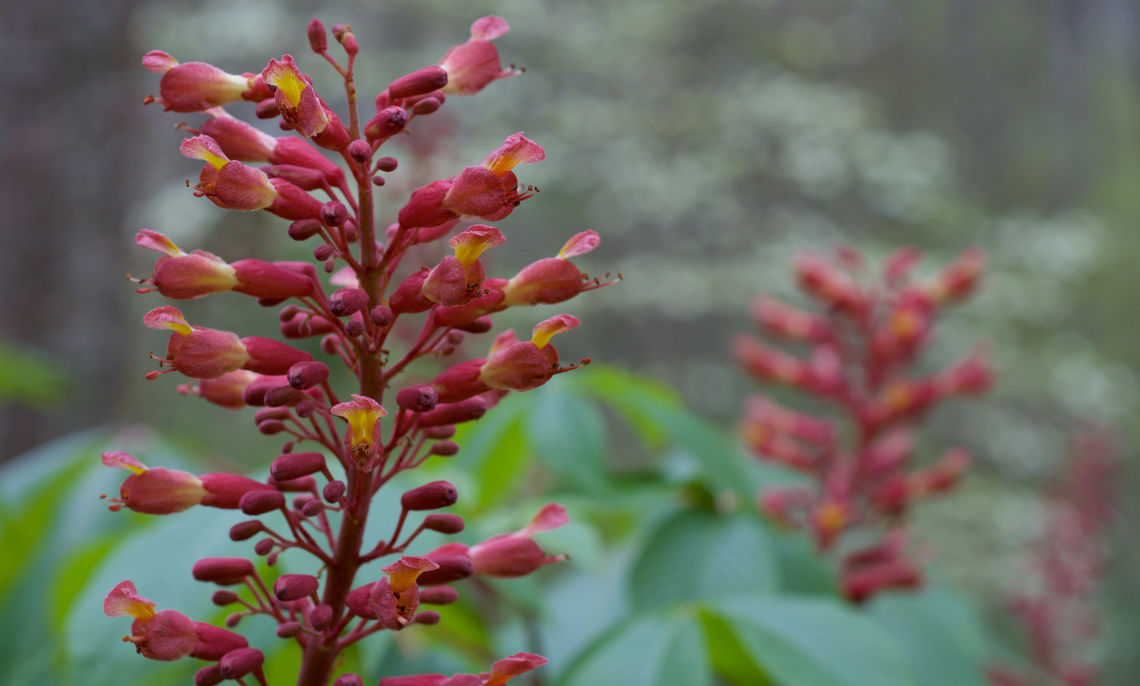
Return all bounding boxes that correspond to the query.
[105,16,613,686]
[988,428,1117,686]
[733,245,993,603]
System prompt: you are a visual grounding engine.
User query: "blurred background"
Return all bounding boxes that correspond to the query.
[2,0,1138,683]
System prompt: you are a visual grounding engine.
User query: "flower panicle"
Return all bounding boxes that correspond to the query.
[109,14,611,684]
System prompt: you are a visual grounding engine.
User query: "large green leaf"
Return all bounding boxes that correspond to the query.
[556,609,710,686]
[525,386,608,492]
[866,586,993,686]
[451,393,532,511]
[709,595,917,686]
[628,509,779,611]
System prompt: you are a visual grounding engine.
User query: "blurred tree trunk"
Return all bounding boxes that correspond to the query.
[0,0,141,461]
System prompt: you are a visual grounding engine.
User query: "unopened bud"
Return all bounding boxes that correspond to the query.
[401,481,458,511]
[266,551,279,566]
[307,19,327,53]
[192,557,255,585]
[230,519,264,541]
[314,244,335,261]
[277,621,303,638]
[302,500,323,517]
[416,396,487,427]
[397,384,438,412]
[417,556,473,585]
[265,385,303,407]
[370,305,393,328]
[347,139,372,164]
[413,610,441,625]
[240,489,286,515]
[364,106,408,142]
[419,585,459,605]
[258,419,286,435]
[376,156,398,172]
[371,175,386,186]
[254,538,275,556]
[320,200,349,227]
[219,647,264,679]
[422,513,465,534]
[212,590,240,606]
[289,218,322,241]
[274,573,320,601]
[270,451,326,481]
[388,66,449,100]
[268,475,317,492]
[224,612,243,627]
[310,603,334,630]
[430,441,459,457]
[422,425,456,439]
[288,360,330,389]
[413,98,442,116]
[345,319,365,337]
[323,480,346,502]
[195,665,224,686]
[334,675,364,686]
[255,99,280,119]
[456,316,494,334]
[329,287,369,316]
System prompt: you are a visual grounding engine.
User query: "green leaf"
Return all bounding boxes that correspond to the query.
[0,340,69,407]
[771,534,839,596]
[557,609,710,686]
[628,509,779,611]
[866,586,993,686]
[710,595,917,686]
[567,365,683,447]
[452,393,533,511]
[525,386,608,492]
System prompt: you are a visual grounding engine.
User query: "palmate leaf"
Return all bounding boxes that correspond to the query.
[556,609,711,686]
[705,595,918,686]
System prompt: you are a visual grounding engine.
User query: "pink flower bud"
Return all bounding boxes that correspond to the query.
[335,675,364,686]
[266,177,324,220]
[212,590,240,606]
[277,621,303,638]
[298,605,329,632]
[199,114,276,161]
[199,472,276,508]
[329,287,369,316]
[423,360,486,404]
[415,396,487,427]
[268,474,318,492]
[422,425,457,440]
[937,350,994,395]
[323,480,346,502]
[240,336,313,375]
[103,455,208,515]
[423,513,465,534]
[288,217,323,240]
[401,481,459,511]
[274,574,319,601]
[416,554,473,585]
[370,305,394,327]
[414,611,441,625]
[469,503,568,577]
[243,374,290,405]
[733,335,811,387]
[195,665,224,686]
[229,520,263,541]
[307,19,327,53]
[430,441,459,457]
[239,489,286,515]
[922,246,985,304]
[270,451,326,481]
[397,384,439,412]
[348,139,372,163]
[193,558,255,585]
[180,370,258,409]
[218,647,264,679]
[397,180,457,229]
[389,269,434,314]
[489,653,548,682]
[269,137,345,186]
[419,585,459,605]
[191,622,249,660]
[751,296,830,341]
[388,67,449,100]
[794,253,866,315]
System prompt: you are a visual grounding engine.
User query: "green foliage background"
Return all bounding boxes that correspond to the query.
[1,0,1137,683]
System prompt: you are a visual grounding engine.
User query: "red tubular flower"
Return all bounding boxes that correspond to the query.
[262,55,349,150]
[104,580,247,661]
[438,16,520,96]
[501,231,615,306]
[142,51,253,112]
[422,225,505,306]
[469,503,568,577]
[442,132,545,221]
[177,369,259,409]
[144,306,250,380]
[102,451,272,514]
[478,315,582,392]
[181,135,323,220]
[331,394,388,456]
